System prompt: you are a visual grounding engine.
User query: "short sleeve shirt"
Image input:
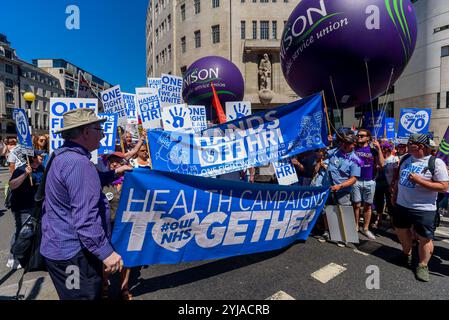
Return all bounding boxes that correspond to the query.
[354,146,378,181]
[327,148,362,194]
[397,156,449,211]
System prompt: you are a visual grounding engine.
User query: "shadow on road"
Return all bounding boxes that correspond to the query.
[0,269,17,287]
[129,240,304,298]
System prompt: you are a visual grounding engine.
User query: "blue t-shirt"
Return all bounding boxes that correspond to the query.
[326,148,362,194]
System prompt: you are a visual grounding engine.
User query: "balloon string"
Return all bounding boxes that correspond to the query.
[365,60,376,138]
[375,68,395,138]
[329,76,343,128]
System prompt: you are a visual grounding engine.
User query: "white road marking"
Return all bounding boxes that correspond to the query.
[353,249,370,256]
[435,229,449,238]
[266,291,295,300]
[311,263,347,284]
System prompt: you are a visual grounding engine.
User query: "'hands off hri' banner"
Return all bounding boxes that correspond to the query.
[112,169,329,266]
[148,93,328,177]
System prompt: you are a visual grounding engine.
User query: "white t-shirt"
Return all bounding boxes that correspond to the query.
[397,155,449,211]
[384,155,399,186]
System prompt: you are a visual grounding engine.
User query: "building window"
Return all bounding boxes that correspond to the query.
[212,0,220,8]
[260,21,269,40]
[168,44,172,60]
[6,92,14,104]
[194,0,201,14]
[252,21,257,39]
[5,78,14,88]
[442,45,449,57]
[181,37,186,53]
[434,24,449,33]
[241,21,246,39]
[212,25,220,43]
[194,30,201,48]
[5,64,13,74]
[446,92,449,108]
[181,4,186,21]
[272,21,277,39]
[181,66,187,76]
[437,92,441,109]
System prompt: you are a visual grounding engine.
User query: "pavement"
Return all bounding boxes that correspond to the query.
[0,164,448,300]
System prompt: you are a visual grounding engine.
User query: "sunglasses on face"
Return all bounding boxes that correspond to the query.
[357,135,367,138]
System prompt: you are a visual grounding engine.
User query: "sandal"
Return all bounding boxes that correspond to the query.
[121,288,133,301]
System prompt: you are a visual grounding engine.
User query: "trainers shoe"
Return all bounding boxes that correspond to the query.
[416,264,430,282]
[344,242,357,249]
[402,253,412,268]
[360,229,376,240]
[6,258,14,268]
[336,241,346,247]
[316,231,330,243]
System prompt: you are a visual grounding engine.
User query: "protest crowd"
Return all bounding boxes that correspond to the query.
[2,96,448,301]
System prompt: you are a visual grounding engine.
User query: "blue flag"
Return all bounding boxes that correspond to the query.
[112,169,330,267]
[148,93,328,177]
[385,118,395,140]
[13,108,34,156]
[364,110,385,138]
[398,108,432,138]
[98,113,118,155]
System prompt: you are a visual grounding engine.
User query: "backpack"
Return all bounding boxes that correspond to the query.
[398,154,440,227]
[12,153,56,299]
[398,154,437,176]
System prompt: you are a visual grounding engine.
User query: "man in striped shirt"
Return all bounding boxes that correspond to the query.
[41,109,131,300]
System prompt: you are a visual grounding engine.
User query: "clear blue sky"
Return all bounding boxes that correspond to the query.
[0,0,148,93]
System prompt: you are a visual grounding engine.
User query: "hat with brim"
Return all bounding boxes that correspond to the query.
[408,133,430,147]
[54,108,106,134]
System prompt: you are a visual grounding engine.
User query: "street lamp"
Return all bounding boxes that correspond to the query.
[23,91,36,109]
[22,91,36,186]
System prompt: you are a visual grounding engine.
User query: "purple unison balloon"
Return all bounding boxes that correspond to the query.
[182,56,245,107]
[280,0,417,107]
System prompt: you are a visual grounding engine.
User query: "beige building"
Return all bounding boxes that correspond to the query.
[0,34,64,137]
[33,59,112,99]
[146,0,300,112]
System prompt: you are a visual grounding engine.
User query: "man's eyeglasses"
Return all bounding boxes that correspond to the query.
[90,127,104,132]
[357,134,367,138]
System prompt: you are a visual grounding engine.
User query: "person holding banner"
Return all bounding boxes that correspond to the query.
[317,133,361,244]
[102,152,133,300]
[129,143,151,168]
[391,134,449,282]
[351,129,385,240]
[40,109,131,300]
[33,135,50,167]
[373,141,398,228]
[7,150,45,269]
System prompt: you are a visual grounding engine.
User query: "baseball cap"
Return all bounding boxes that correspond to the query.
[106,152,126,160]
[341,133,358,144]
[408,133,430,147]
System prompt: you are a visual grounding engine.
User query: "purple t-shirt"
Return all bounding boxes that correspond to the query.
[355,146,377,181]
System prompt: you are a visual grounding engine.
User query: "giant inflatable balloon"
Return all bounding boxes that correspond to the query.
[182,56,244,107]
[280,0,417,107]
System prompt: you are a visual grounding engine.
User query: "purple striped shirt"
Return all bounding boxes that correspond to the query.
[40,141,116,261]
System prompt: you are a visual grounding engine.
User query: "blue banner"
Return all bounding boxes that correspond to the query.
[364,110,385,138]
[148,93,328,177]
[98,113,118,155]
[398,108,432,138]
[385,118,395,140]
[13,108,34,156]
[112,169,330,266]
